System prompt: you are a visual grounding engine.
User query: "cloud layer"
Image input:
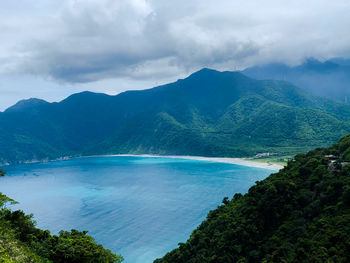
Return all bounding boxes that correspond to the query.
[0,0,349,84]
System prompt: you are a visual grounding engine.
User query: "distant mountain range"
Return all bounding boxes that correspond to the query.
[243,58,350,102]
[1,68,350,164]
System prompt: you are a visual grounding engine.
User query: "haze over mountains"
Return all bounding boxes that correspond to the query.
[243,58,350,102]
[1,68,350,164]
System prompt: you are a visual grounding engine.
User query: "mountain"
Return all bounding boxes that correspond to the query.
[242,58,350,102]
[1,68,350,164]
[154,134,350,263]
[5,98,49,113]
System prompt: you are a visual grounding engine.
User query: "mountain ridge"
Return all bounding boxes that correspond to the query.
[242,58,350,102]
[1,69,350,164]
[5,98,49,113]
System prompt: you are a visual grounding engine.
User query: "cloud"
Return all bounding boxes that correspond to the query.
[0,0,349,83]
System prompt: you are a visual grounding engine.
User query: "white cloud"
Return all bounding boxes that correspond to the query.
[0,0,347,83]
[0,0,350,109]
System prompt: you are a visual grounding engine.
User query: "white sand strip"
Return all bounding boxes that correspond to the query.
[109,154,284,171]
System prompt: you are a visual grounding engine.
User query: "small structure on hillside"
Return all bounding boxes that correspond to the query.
[255,152,270,158]
[328,160,340,172]
[325,153,350,172]
[341,162,350,168]
[324,154,338,160]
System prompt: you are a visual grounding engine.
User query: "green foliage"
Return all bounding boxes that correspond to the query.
[154,135,350,263]
[0,193,17,210]
[49,230,123,263]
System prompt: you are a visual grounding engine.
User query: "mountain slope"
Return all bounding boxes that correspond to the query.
[154,134,350,263]
[1,69,350,164]
[242,58,350,102]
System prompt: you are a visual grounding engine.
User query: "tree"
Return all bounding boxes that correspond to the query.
[51,229,124,263]
[0,193,18,209]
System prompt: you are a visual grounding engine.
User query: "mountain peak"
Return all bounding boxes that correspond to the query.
[188,67,245,80]
[302,58,338,71]
[196,67,218,73]
[60,91,110,104]
[187,68,219,78]
[5,98,48,112]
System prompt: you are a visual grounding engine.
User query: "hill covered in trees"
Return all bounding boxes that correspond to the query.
[154,134,350,263]
[0,170,123,263]
[1,68,350,164]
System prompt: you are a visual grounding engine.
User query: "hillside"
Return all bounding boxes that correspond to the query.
[1,69,350,164]
[0,172,123,263]
[243,58,350,102]
[154,134,350,263]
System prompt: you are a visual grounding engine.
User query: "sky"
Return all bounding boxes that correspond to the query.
[0,0,350,111]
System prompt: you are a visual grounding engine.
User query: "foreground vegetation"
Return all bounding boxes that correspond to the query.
[0,172,123,263]
[155,134,350,262]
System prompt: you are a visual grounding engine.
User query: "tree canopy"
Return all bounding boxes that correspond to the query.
[155,134,350,263]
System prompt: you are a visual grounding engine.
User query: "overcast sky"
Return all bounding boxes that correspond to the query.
[0,0,350,110]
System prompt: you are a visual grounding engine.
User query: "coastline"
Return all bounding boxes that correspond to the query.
[107,154,284,171]
[2,154,285,171]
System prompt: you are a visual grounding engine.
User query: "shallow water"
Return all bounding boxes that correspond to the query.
[0,156,272,263]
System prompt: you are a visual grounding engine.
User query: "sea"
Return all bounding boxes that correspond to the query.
[0,156,273,263]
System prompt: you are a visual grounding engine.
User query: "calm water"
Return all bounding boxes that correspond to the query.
[0,156,272,263]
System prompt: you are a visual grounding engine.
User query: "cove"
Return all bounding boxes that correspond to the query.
[0,156,273,263]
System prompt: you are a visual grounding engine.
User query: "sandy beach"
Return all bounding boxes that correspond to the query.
[110,154,284,171]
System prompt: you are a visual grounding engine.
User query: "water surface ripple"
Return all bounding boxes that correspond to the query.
[0,156,272,263]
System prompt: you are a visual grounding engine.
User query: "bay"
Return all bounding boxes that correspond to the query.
[0,156,272,263]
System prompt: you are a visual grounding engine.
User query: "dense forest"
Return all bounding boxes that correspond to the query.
[155,134,350,262]
[1,69,350,164]
[0,172,123,263]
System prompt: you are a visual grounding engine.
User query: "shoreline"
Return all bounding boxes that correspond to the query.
[2,154,285,171]
[103,154,284,171]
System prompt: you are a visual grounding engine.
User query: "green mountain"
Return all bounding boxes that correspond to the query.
[1,68,350,164]
[154,134,350,263]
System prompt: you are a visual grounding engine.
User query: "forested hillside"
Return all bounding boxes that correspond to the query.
[155,134,350,263]
[1,68,350,164]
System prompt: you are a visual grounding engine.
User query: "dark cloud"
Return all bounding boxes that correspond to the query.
[0,0,349,84]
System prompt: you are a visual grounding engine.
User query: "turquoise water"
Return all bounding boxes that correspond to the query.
[0,156,272,263]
